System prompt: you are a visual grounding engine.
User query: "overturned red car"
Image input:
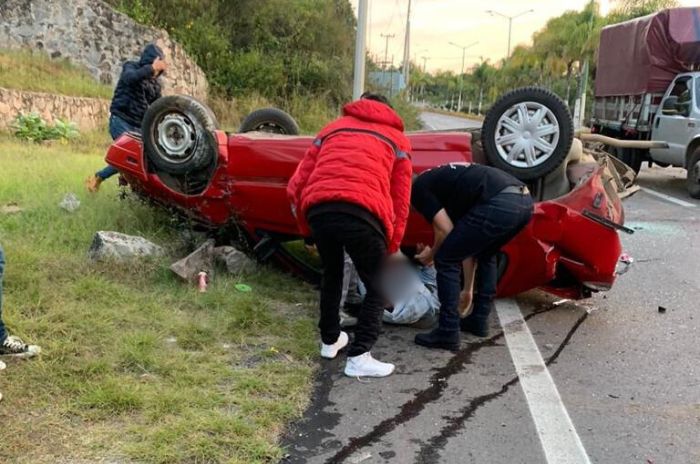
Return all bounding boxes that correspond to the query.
[106,87,631,300]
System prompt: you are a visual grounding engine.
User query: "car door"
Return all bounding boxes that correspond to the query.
[650,76,699,166]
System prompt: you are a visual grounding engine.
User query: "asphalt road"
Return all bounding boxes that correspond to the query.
[281,112,700,464]
[419,111,482,131]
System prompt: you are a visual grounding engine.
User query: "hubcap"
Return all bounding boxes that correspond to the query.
[156,114,195,162]
[494,101,560,169]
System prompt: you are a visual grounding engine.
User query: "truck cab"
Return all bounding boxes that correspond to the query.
[649,72,700,168]
[590,7,700,198]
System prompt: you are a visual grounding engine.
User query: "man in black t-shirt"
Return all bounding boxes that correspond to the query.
[411,163,534,350]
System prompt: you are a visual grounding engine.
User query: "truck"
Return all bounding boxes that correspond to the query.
[590,7,700,198]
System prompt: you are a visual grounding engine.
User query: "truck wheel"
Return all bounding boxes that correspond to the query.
[482,87,573,181]
[142,95,219,175]
[239,108,300,135]
[608,146,642,175]
[687,148,700,199]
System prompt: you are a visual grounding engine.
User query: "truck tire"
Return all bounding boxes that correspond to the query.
[239,108,300,135]
[607,146,642,175]
[482,87,573,181]
[687,148,700,199]
[142,95,219,175]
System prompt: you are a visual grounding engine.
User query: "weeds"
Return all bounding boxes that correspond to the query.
[0,48,113,99]
[12,113,79,143]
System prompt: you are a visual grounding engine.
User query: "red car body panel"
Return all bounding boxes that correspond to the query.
[106,129,624,299]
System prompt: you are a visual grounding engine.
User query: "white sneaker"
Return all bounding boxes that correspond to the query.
[344,352,395,378]
[320,331,349,359]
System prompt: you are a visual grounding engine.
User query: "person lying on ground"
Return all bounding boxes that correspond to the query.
[411,163,533,351]
[0,244,40,357]
[340,252,439,328]
[86,43,167,193]
[287,92,412,378]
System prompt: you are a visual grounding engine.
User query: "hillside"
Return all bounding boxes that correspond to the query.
[0,49,113,99]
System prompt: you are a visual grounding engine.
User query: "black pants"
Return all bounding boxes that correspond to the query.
[434,192,533,331]
[308,212,386,357]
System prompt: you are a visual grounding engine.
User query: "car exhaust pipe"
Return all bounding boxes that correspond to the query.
[575,132,669,149]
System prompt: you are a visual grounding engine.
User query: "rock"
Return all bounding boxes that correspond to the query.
[214,246,256,274]
[170,239,216,282]
[88,231,164,261]
[59,192,80,212]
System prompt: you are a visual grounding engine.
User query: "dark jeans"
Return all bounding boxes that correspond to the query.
[96,115,141,180]
[309,212,387,357]
[434,192,534,332]
[0,244,6,342]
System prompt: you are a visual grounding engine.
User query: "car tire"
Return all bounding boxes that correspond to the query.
[482,87,573,181]
[687,147,700,199]
[142,95,219,175]
[608,146,642,175]
[239,108,300,135]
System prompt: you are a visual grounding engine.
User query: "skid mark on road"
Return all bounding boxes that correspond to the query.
[322,306,558,463]
[413,304,590,463]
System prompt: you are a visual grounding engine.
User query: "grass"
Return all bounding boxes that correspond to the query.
[0,48,113,99]
[209,92,424,135]
[0,131,318,463]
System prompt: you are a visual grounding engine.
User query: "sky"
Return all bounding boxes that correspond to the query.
[349,0,700,73]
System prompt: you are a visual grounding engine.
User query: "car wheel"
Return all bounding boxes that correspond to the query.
[607,146,642,175]
[239,108,300,135]
[687,148,700,199]
[482,87,573,181]
[142,95,219,175]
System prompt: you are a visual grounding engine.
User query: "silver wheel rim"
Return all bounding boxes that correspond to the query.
[494,101,560,169]
[156,114,195,163]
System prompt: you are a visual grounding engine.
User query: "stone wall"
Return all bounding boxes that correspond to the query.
[0,87,109,131]
[0,0,208,100]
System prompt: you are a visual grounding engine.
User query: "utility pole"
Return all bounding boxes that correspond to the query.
[381,33,395,95]
[402,0,413,94]
[352,0,369,100]
[421,56,428,72]
[486,9,533,58]
[448,40,478,112]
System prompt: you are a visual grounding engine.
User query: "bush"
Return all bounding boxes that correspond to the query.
[12,113,79,143]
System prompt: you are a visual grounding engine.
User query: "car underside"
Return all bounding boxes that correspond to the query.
[106,88,633,299]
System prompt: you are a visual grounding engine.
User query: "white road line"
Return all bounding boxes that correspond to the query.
[641,187,696,208]
[496,299,592,464]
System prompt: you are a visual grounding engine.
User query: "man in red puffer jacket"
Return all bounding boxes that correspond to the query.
[287,93,412,378]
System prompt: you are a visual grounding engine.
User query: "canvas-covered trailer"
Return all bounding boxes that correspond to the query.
[592,7,700,136]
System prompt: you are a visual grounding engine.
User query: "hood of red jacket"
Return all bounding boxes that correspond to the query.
[342,99,405,132]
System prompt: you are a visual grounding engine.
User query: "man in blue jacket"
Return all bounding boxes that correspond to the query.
[86,43,167,192]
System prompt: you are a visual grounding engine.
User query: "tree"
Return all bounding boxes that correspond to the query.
[608,0,679,21]
[109,0,357,104]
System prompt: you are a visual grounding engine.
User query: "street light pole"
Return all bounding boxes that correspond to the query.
[402,0,413,91]
[352,0,369,100]
[486,9,533,58]
[448,40,478,112]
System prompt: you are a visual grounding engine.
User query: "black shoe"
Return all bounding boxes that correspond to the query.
[460,315,489,337]
[415,328,460,351]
